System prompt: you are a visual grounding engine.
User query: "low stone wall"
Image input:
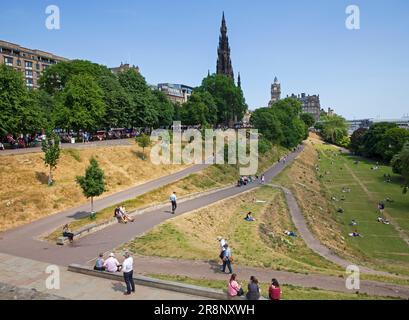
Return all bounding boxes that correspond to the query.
[68,264,257,300]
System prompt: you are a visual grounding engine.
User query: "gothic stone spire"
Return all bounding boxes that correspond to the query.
[216,12,234,79]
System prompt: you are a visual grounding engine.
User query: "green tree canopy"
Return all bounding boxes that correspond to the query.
[118,69,158,128]
[180,91,218,127]
[197,74,247,125]
[319,115,348,146]
[54,74,106,132]
[300,113,316,128]
[76,157,106,213]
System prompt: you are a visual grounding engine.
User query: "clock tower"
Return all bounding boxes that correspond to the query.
[269,76,281,107]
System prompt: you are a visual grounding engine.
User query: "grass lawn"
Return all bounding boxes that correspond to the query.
[121,186,343,276]
[274,135,409,277]
[148,274,399,300]
[46,145,288,241]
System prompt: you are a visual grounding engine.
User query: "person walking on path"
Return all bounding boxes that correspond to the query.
[246,276,261,300]
[268,278,281,301]
[260,174,265,184]
[217,236,226,261]
[221,244,233,274]
[170,192,177,214]
[122,252,135,295]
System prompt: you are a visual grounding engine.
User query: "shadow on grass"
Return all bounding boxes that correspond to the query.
[35,171,49,185]
[131,150,146,160]
[67,211,91,220]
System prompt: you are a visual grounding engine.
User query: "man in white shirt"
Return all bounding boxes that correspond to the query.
[217,236,226,262]
[122,252,135,295]
[170,192,177,214]
[103,253,121,273]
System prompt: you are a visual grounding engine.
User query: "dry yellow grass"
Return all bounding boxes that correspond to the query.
[0,143,188,232]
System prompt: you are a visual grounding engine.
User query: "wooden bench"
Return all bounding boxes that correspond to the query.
[56,223,97,245]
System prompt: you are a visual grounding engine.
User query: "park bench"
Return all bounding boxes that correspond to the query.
[56,223,97,245]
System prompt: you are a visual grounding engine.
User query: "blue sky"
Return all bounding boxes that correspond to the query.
[1,0,408,119]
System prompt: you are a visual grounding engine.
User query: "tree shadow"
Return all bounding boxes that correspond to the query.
[131,150,146,160]
[67,211,91,220]
[35,172,49,185]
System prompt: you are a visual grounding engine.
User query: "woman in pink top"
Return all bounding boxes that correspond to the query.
[227,274,243,297]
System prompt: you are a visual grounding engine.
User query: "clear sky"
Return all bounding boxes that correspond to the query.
[1,0,408,119]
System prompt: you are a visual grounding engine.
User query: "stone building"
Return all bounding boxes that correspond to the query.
[157,83,193,104]
[216,12,234,80]
[0,40,69,89]
[268,76,281,106]
[110,63,139,75]
[288,93,321,120]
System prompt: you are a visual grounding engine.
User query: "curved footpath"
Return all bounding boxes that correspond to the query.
[1,145,409,298]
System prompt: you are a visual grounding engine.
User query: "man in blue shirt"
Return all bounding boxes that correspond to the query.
[222,244,233,274]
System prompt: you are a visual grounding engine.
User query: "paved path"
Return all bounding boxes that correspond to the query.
[0,139,133,156]
[0,253,204,300]
[0,148,303,266]
[132,256,409,299]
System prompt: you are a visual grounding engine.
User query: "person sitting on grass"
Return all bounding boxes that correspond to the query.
[269,279,282,301]
[244,212,255,222]
[350,219,358,226]
[284,230,297,237]
[377,217,390,225]
[349,231,362,237]
[62,224,74,243]
[94,253,105,271]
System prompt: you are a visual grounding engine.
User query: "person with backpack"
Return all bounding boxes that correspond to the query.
[221,244,233,274]
[269,278,281,301]
[227,273,244,298]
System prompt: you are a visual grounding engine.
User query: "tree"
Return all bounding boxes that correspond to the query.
[118,69,158,128]
[76,157,106,214]
[300,113,316,128]
[379,127,409,162]
[391,142,409,194]
[198,74,247,125]
[320,115,348,146]
[41,131,61,185]
[349,128,368,155]
[152,90,175,127]
[360,122,397,160]
[136,134,152,160]
[250,108,283,143]
[272,98,307,148]
[0,64,27,135]
[97,75,132,129]
[180,91,217,127]
[54,74,106,133]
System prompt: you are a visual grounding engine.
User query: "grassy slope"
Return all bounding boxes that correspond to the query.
[121,186,343,276]
[149,275,399,300]
[46,145,287,240]
[274,135,409,277]
[0,142,189,232]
